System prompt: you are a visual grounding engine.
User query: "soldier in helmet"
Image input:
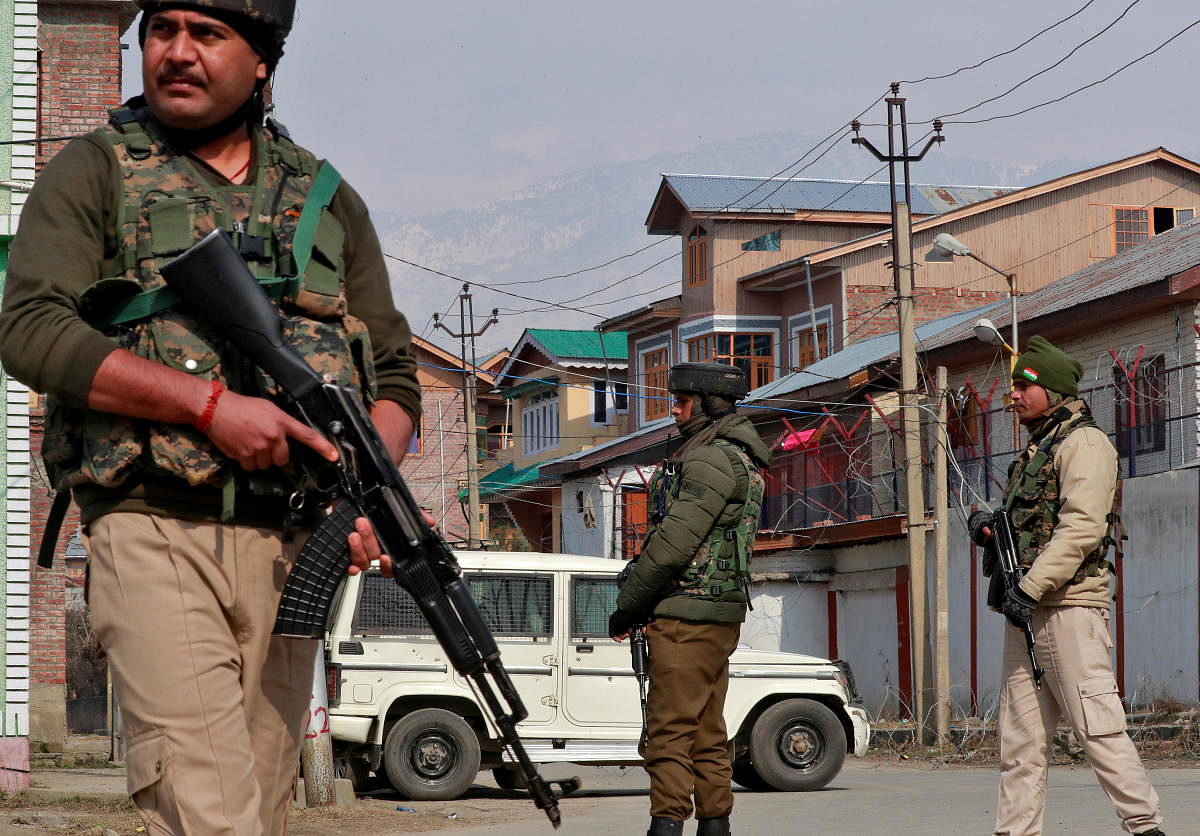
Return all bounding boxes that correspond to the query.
[609,362,771,836]
[0,2,420,832]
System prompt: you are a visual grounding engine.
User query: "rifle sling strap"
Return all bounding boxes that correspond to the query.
[37,489,72,569]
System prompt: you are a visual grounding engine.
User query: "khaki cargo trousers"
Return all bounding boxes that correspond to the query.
[85,512,316,836]
[995,605,1162,836]
[644,617,742,822]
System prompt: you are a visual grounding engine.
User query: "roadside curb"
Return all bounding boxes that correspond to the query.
[22,786,128,803]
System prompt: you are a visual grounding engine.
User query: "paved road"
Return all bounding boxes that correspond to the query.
[453,760,1200,835]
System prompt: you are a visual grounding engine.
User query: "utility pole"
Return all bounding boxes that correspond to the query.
[851,84,944,742]
[435,284,498,549]
[934,366,951,746]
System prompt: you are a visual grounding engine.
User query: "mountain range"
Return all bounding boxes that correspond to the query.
[373,130,1091,357]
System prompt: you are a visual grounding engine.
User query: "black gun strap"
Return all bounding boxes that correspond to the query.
[37,490,72,569]
[36,489,72,568]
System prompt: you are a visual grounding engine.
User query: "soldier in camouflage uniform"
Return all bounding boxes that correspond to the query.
[970,337,1163,836]
[609,362,770,836]
[0,2,420,833]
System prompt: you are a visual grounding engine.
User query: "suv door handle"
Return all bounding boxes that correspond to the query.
[575,645,594,653]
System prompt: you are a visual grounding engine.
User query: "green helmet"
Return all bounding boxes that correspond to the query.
[136,0,296,67]
[668,362,750,400]
[668,362,749,418]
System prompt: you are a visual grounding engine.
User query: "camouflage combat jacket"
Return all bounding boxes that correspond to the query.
[617,414,771,623]
[1002,400,1118,585]
[42,100,376,499]
[652,439,765,601]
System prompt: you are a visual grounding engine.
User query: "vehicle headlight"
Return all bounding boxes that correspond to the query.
[832,659,862,705]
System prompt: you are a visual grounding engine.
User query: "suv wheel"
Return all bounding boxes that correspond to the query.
[749,698,846,791]
[383,708,482,800]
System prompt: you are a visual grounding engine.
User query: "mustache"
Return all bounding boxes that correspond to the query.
[157,71,204,86]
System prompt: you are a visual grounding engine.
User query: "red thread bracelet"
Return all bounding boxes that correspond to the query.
[194,380,225,432]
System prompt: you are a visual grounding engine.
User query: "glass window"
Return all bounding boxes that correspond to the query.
[521,389,560,456]
[1113,354,1166,456]
[795,323,829,372]
[1113,208,1149,252]
[643,348,670,422]
[686,333,774,389]
[571,575,621,638]
[467,574,553,638]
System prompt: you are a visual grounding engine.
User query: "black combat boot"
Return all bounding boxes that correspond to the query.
[647,816,683,836]
[697,816,731,835]
[1135,830,1165,835]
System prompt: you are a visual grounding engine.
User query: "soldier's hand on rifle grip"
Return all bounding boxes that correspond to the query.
[347,516,393,578]
[201,388,338,471]
[347,510,439,579]
[1002,585,1038,628]
[967,510,994,547]
[609,608,639,641]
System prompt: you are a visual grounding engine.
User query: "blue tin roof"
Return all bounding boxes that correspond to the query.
[743,303,1006,404]
[661,174,1016,217]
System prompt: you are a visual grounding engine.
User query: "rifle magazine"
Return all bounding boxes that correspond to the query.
[273,501,357,637]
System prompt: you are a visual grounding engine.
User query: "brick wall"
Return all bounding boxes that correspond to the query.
[401,390,473,544]
[845,285,1008,343]
[28,0,136,748]
[27,402,78,696]
[36,1,134,166]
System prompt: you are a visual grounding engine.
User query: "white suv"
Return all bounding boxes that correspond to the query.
[324,551,870,800]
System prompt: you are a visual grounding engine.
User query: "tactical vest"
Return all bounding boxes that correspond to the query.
[671,439,765,600]
[41,104,376,498]
[1002,402,1120,585]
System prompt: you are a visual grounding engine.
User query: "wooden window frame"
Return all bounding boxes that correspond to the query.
[793,322,829,372]
[686,225,708,287]
[642,348,670,422]
[686,332,775,389]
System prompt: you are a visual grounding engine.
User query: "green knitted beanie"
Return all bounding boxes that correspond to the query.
[1012,335,1083,397]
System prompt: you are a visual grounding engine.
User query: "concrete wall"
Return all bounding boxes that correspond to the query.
[738,466,1200,722]
[1120,468,1199,708]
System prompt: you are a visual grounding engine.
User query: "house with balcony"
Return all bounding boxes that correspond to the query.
[548,149,1200,717]
[482,328,627,552]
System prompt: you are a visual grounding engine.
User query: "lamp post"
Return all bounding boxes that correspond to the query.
[926,233,1021,443]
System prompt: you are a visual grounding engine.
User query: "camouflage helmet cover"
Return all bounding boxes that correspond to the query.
[136,0,296,65]
[668,362,750,401]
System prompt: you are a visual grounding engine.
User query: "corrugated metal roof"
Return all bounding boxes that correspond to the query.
[919,217,1200,354]
[743,303,1005,403]
[527,329,628,361]
[662,174,1017,217]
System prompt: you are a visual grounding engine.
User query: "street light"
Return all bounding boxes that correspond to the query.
[927,233,1023,446]
[926,232,1019,371]
[972,317,1015,356]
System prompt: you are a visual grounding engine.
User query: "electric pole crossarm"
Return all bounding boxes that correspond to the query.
[431,283,500,550]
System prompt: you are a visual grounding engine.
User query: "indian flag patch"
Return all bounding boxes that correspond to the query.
[1021,367,1039,382]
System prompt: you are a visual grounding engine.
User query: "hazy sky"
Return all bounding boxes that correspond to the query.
[121,0,1200,218]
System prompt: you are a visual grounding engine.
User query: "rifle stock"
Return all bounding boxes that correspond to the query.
[989,510,1045,689]
[161,229,568,827]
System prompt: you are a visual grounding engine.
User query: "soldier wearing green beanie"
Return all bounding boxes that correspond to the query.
[976,335,1164,835]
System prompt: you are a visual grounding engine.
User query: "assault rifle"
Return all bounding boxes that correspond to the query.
[161,228,570,828]
[970,509,1045,690]
[629,623,651,755]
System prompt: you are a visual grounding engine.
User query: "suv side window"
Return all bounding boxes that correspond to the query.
[352,571,432,636]
[466,573,553,640]
[571,575,620,639]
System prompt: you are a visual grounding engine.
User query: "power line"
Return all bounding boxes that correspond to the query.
[898,0,1101,85]
[934,0,1144,122]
